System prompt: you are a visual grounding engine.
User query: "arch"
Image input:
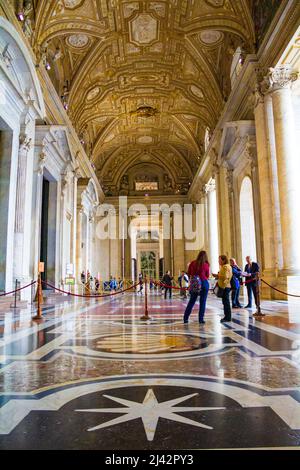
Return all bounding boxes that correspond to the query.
[239,176,257,263]
[0,17,45,118]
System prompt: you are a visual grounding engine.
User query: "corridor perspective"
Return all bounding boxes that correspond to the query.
[1,0,300,453]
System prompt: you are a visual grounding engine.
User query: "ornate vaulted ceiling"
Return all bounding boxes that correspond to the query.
[31,0,255,196]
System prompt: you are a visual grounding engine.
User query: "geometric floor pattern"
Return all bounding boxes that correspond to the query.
[1,292,300,449]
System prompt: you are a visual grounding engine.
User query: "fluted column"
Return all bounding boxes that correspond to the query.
[76,206,83,281]
[266,65,300,273]
[14,135,32,283]
[264,93,283,271]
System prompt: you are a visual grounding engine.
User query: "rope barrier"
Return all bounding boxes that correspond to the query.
[41,280,140,298]
[0,281,36,297]
[240,277,259,286]
[261,279,300,298]
[154,281,188,291]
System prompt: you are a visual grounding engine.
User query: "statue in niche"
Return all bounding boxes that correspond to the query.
[104,186,113,196]
[22,1,34,40]
[173,158,187,177]
[163,174,173,192]
[204,127,211,152]
[119,174,129,195]
[19,134,32,155]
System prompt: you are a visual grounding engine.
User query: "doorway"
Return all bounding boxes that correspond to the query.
[40,174,57,287]
[0,122,13,291]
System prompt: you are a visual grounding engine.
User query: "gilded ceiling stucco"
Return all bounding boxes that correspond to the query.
[28,0,255,195]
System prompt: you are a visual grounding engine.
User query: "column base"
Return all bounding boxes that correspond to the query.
[261,270,300,301]
[16,276,33,302]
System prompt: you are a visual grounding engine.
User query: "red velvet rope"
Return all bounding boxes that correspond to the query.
[154,281,188,291]
[0,281,36,297]
[261,279,300,298]
[41,280,140,298]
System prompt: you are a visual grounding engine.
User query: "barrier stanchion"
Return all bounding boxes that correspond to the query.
[31,280,34,304]
[140,275,151,321]
[253,272,265,317]
[33,271,43,321]
[13,279,18,309]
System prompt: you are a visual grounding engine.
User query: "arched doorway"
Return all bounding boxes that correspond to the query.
[240,177,257,264]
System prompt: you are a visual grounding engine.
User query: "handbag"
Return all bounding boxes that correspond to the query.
[189,275,201,294]
[215,283,224,298]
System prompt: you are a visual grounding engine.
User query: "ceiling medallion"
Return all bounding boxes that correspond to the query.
[199,30,223,45]
[67,34,89,48]
[129,13,159,46]
[63,0,84,8]
[87,86,100,101]
[130,105,159,118]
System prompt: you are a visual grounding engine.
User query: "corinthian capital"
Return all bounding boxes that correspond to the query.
[205,179,216,193]
[264,65,298,92]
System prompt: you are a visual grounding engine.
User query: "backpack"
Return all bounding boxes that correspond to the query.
[189,275,201,294]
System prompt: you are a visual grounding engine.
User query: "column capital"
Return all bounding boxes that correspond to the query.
[205,179,216,194]
[263,65,298,93]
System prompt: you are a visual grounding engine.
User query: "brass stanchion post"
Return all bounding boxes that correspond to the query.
[253,272,265,317]
[140,275,151,320]
[33,271,43,321]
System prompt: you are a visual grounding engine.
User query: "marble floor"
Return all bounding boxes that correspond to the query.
[0,291,300,450]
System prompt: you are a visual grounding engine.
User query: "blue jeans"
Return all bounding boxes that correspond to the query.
[232,286,241,307]
[183,280,209,322]
[246,282,258,307]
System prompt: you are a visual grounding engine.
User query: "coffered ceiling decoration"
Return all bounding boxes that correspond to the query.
[31,0,255,196]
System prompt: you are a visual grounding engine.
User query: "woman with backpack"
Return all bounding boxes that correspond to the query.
[183,251,210,324]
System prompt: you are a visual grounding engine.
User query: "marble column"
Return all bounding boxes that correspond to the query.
[76,206,83,281]
[264,93,283,271]
[253,91,278,297]
[13,134,32,287]
[267,66,300,274]
[246,144,262,266]
[217,166,232,258]
[124,217,131,279]
[226,168,237,262]
[206,180,219,274]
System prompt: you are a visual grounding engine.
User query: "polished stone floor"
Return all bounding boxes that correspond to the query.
[0,291,300,450]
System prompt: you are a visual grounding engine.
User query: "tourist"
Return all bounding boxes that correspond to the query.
[80,271,86,285]
[179,271,189,298]
[110,276,117,293]
[213,255,233,323]
[243,256,260,309]
[183,251,210,324]
[230,258,243,308]
[138,273,144,294]
[94,277,100,293]
[162,271,173,299]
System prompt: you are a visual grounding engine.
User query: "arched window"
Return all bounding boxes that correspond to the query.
[240,177,257,264]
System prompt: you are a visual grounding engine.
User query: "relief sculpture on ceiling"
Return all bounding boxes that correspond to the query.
[130,14,158,45]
